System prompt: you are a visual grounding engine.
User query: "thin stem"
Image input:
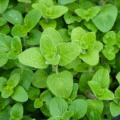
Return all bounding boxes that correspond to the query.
[52,65,59,74]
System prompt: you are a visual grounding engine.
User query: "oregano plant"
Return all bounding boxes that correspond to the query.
[0,0,120,119]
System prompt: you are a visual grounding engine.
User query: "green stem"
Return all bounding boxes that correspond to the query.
[52,65,59,74]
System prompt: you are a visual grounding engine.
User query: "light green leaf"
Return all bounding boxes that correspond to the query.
[49,97,68,117]
[110,102,120,117]
[71,27,86,43]
[102,45,118,60]
[88,67,114,100]
[39,19,57,29]
[58,42,80,66]
[87,100,103,120]
[69,83,78,100]
[34,98,43,108]
[0,0,9,14]
[58,0,76,5]
[75,6,101,21]
[8,36,22,59]
[80,42,103,65]
[10,103,23,120]
[18,0,31,3]
[69,99,87,119]
[18,47,47,69]
[47,71,73,98]
[1,86,14,98]
[92,4,118,32]
[64,12,81,24]
[48,6,68,19]
[32,70,47,88]
[24,9,41,31]
[40,28,63,65]
[11,24,27,37]
[89,81,114,100]
[103,31,117,46]
[3,9,23,25]
[89,67,110,88]
[12,86,28,102]
[7,69,21,88]
[116,72,120,84]
[20,68,34,90]
[0,33,11,52]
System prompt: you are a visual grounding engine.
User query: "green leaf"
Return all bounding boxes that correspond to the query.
[75,6,101,21]
[0,52,8,67]
[79,72,93,93]
[39,19,57,29]
[71,27,86,43]
[7,69,21,88]
[92,4,118,32]
[90,67,110,88]
[58,0,76,5]
[12,86,28,102]
[10,103,23,120]
[0,77,7,92]
[88,68,114,100]
[58,42,80,66]
[3,9,23,25]
[64,12,81,24]
[103,31,117,46]
[49,97,68,117]
[79,41,103,65]
[69,83,78,100]
[40,28,63,65]
[110,102,120,117]
[20,68,33,90]
[0,33,11,52]
[0,0,9,14]
[8,36,22,59]
[18,47,47,69]
[28,86,40,100]
[32,70,47,88]
[102,45,118,60]
[24,9,41,31]
[48,6,68,19]
[11,24,27,37]
[69,99,87,119]
[87,100,103,120]
[34,98,43,108]
[25,29,41,46]
[18,0,31,3]
[1,85,14,98]
[0,107,10,120]
[47,71,73,98]
[0,17,7,26]
[116,72,120,84]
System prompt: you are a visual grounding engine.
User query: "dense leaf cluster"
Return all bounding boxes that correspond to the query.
[0,0,120,120]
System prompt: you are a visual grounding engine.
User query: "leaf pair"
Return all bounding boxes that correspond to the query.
[88,67,114,100]
[71,27,103,65]
[0,69,28,102]
[18,47,47,69]
[48,97,87,120]
[75,6,101,21]
[12,8,41,37]
[32,0,68,19]
[102,31,119,60]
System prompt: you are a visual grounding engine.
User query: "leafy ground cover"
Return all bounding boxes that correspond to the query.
[0,0,120,120]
